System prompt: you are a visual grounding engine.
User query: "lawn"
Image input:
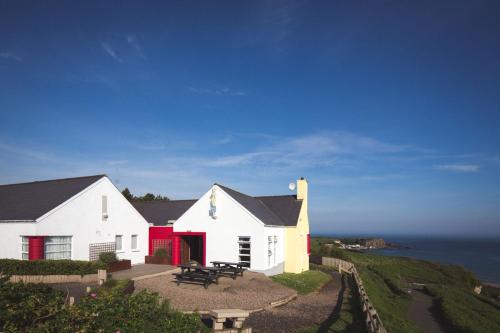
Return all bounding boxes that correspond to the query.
[271,270,332,294]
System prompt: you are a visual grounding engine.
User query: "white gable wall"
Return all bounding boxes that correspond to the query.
[174,185,285,274]
[36,177,149,264]
[0,222,36,259]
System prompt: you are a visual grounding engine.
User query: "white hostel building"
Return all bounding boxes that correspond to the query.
[134,180,310,275]
[0,175,149,264]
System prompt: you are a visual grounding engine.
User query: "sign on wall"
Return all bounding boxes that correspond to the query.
[209,187,217,219]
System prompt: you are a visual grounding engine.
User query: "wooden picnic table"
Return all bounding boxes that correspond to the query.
[211,261,246,279]
[173,264,220,289]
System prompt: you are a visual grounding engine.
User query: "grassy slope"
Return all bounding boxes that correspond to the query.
[329,274,366,333]
[311,237,500,333]
[271,270,332,294]
[426,285,500,333]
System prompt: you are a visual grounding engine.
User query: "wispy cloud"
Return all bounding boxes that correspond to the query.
[0,52,22,62]
[283,131,410,156]
[435,164,480,173]
[100,41,123,63]
[106,160,128,166]
[126,35,145,59]
[130,143,168,151]
[188,86,247,97]
[181,131,422,170]
[0,142,56,162]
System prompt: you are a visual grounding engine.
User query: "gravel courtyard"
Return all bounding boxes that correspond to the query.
[245,272,343,333]
[134,270,297,311]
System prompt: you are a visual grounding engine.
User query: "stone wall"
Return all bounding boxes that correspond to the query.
[7,269,107,284]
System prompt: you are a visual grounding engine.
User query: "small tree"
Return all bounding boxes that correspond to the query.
[154,248,168,258]
[121,188,134,201]
[141,193,156,201]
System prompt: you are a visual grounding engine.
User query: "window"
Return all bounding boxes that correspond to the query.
[45,236,71,260]
[102,195,108,221]
[21,236,29,260]
[131,235,138,250]
[274,235,277,265]
[268,236,272,266]
[115,235,123,252]
[238,236,251,268]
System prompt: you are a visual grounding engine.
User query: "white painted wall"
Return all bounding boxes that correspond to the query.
[0,222,36,259]
[174,185,285,274]
[37,177,149,264]
[0,177,149,264]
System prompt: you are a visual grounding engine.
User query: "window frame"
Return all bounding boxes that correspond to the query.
[115,235,123,252]
[238,236,251,268]
[44,236,72,260]
[21,236,29,260]
[131,234,138,251]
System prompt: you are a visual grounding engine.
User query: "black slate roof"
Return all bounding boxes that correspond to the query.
[217,184,303,227]
[0,175,106,221]
[132,200,197,226]
[257,195,303,227]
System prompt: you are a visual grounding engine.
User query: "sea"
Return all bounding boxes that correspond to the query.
[366,237,500,285]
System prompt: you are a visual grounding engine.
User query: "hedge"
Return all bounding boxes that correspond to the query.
[0,259,107,276]
[0,276,208,332]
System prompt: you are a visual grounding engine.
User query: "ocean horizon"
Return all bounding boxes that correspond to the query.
[313,234,500,284]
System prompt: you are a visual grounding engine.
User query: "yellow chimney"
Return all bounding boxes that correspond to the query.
[297,177,308,201]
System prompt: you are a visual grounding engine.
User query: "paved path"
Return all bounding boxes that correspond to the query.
[408,288,444,333]
[111,264,176,280]
[135,271,296,312]
[51,282,99,302]
[245,272,343,333]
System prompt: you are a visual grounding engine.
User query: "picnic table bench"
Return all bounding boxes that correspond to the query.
[173,264,220,289]
[211,261,246,279]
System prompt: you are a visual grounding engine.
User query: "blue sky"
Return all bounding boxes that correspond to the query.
[1,1,500,237]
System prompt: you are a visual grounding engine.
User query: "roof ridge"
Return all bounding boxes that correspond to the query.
[256,194,298,199]
[0,174,106,188]
[132,199,197,204]
[215,183,297,200]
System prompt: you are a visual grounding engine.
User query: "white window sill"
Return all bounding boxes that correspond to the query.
[116,250,125,254]
[132,249,140,252]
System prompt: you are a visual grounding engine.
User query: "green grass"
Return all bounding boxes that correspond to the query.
[329,274,366,332]
[426,285,500,333]
[297,272,366,333]
[311,237,500,333]
[271,270,332,294]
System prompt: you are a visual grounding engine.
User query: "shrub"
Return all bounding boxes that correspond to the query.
[154,248,168,257]
[0,259,106,276]
[98,252,118,264]
[0,277,208,332]
[0,275,65,332]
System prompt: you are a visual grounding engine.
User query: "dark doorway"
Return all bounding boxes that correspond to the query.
[180,236,203,265]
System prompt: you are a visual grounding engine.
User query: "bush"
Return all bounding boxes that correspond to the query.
[0,277,208,332]
[98,252,118,264]
[0,259,106,276]
[154,248,168,257]
[0,276,65,332]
